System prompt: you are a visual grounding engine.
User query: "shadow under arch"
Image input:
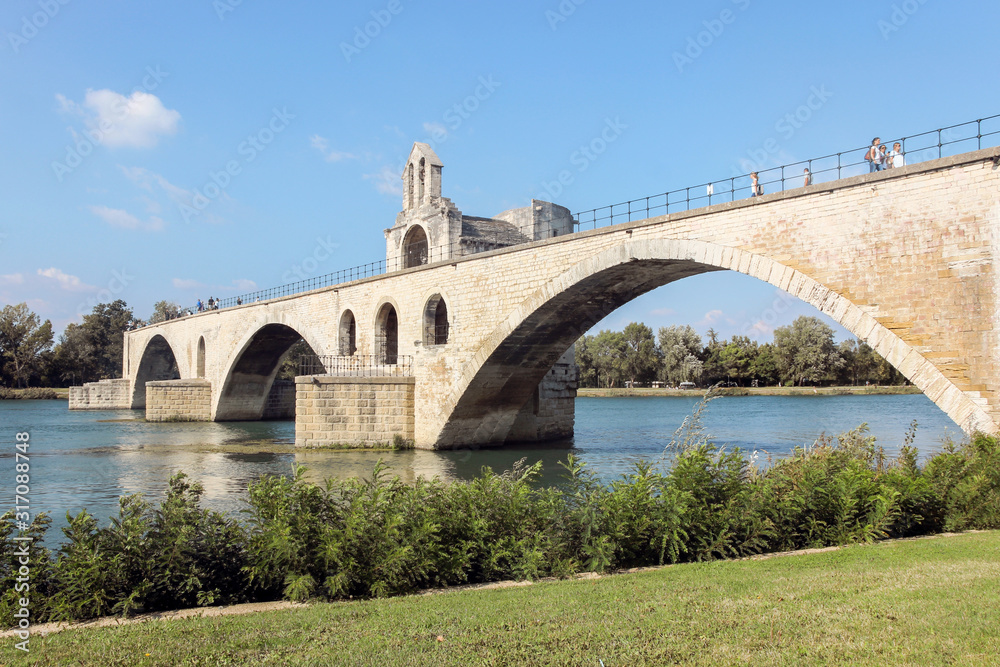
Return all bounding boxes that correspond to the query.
[435,238,993,447]
[132,334,180,409]
[215,322,321,421]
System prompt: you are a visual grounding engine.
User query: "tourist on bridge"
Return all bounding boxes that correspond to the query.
[865,137,884,172]
[196,298,203,312]
[803,168,812,187]
[750,172,763,197]
[888,142,905,169]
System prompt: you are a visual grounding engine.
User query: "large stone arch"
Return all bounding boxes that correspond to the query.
[432,238,994,447]
[131,334,181,409]
[215,318,326,421]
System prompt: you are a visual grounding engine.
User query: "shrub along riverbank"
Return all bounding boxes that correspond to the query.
[2,421,998,627]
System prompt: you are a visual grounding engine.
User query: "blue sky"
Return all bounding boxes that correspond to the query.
[1,0,998,345]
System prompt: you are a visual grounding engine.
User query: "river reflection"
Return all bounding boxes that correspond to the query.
[0,394,962,542]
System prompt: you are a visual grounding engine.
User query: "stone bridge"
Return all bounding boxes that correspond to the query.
[76,144,1000,448]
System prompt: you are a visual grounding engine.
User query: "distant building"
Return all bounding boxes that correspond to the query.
[385,142,574,270]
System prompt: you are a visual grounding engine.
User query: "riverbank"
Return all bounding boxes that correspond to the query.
[21,530,1000,665]
[0,387,67,400]
[579,385,922,398]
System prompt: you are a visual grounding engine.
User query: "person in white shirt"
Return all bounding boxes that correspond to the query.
[888,142,905,169]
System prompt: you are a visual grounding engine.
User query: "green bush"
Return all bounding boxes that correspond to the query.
[4,425,1000,626]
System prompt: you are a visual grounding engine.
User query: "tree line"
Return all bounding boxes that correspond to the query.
[576,316,905,389]
[0,300,185,389]
[1,300,905,391]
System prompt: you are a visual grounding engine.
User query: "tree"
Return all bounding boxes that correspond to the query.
[79,300,134,380]
[48,322,99,385]
[575,335,597,388]
[149,300,183,324]
[590,330,627,388]
[0,303,54,387]
[772,316,844,386]
[621,322,659,386]
[658,325,703,385]
[717,335,758,385]
[749,343,778,386]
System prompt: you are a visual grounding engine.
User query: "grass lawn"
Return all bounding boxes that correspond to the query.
[16,531,1000,666]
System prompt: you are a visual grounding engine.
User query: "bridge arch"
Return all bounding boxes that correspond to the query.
[132,334,180,409]
[339,309,357,356]
[403,225,429,268]
[422,292,450,346]
[434,238,993,446]
[215,318,326,421]
[374,298,401,364]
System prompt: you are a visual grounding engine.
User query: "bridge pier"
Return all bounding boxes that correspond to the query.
[295,376,415,448]
[145,379,212,422]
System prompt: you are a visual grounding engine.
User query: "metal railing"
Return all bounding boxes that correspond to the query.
[298,354,413,377]
[573,114,1000,229]
[133,113,998,329]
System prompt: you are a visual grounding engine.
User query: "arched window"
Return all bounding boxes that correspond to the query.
[423,295,449,345]
[339,310,357,356]
[407,163,414,209]
[196,337,206,378]
[376,304,398,365]
[403,225,429,268]
[418,157,425,204]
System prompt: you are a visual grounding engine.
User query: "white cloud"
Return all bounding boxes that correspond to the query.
[699,309,724,325]
[172,278,205,290]
[232,279,257,291]
[747,320,774,339]
[119,166,191,203]
[0,274,24,286]
[364,165,403,196]
[37,268,94,292]
[89,205,164,232]
[309,134,355,162]
[58,89,181,149]
[423,121,448,140]
[650,307,677,317]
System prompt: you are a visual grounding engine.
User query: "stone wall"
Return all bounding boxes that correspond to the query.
[508,356,578,443]
[146,379,212,422]
[69,378,131,410]
[262,379,296,420]
[123,148,1000,445]
[295,376,414,448]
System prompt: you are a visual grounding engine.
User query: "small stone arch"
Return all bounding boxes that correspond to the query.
[196,337,206,378]
[339,309,357,356]
[403,225,429,269]
[132,334,180,408]
[375,301,399,365]
[423,294,449,346]
[418,157,426,203]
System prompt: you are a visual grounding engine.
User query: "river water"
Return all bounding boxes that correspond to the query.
[1,395,962,540]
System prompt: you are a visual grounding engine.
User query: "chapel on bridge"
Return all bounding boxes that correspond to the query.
[384,142,574,270]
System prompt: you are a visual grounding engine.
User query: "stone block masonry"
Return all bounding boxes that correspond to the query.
[69,379,131,410]
[295,375,415,448]
[122,147,1000,446]
[146,379,212,422]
